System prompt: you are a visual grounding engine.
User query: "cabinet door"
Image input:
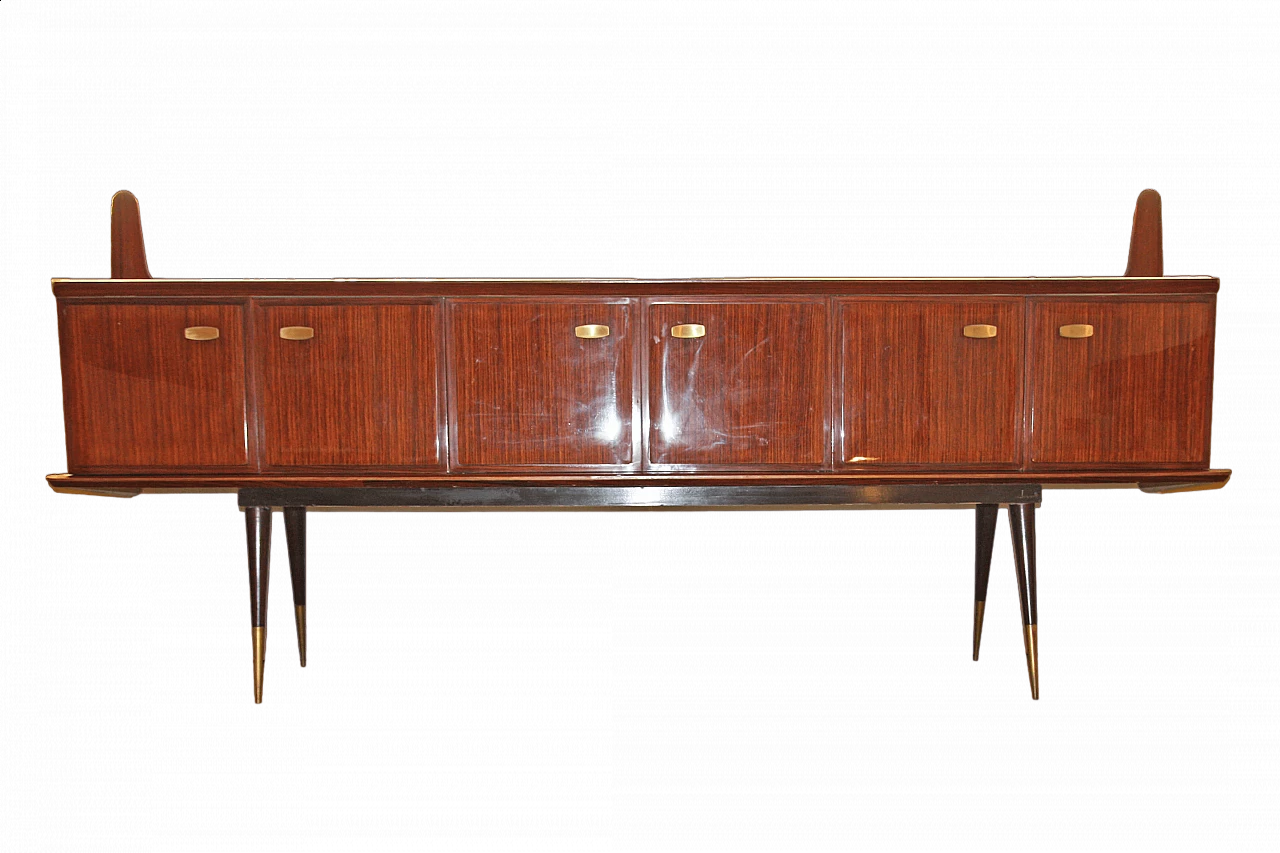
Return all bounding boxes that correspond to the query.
[1029,298,1215,467]
[258,302,443,468]
[838,299,1023,468]
[448,299,634,468]
[58,302,249,471]
[648,299,828,468]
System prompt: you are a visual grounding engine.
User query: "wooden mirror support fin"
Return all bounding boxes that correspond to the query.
[1124,188,1163,277]
[111,190,152,279]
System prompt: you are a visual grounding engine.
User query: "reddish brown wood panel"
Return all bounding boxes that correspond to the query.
[58,302,249,470]
[648,299,828,468]
[838,299,1023,468]
[257,302,443,468]
[448,299,635,468]
[1029,298,1215,467]
[1125,189,1163,277]
[109,191,151,279]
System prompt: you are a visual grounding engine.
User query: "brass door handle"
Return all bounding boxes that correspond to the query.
[1059,324,1094,339]
[670,323,706,339]
[184,326,220,341]
[279,326,315,341]
[962,324,998,339]
[574,324,610,339]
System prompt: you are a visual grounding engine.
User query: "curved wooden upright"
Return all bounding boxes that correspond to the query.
[1125,188,1163,277]
[110,190,151,280]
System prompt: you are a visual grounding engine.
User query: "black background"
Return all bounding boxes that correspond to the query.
[27,175,1239,732]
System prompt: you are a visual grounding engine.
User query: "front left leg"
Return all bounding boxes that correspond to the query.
[973,503,998,661]
[1008,502,1039,700]
[245,506,272,703]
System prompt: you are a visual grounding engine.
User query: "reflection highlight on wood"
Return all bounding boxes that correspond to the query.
[449,300,634,468]
[650,301,828,468]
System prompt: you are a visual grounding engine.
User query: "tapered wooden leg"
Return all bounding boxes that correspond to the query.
[1008,503,1039,700]
[973,503,998,661]
[245,506,272,704]
[283,506,307,667]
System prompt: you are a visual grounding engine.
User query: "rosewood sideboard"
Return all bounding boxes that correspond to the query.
[48,190,1229,702]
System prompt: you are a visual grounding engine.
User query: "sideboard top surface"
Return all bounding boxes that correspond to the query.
[52,276,1220,298]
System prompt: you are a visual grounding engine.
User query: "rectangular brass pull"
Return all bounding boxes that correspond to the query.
[574,324,610,339]
[1059,324,1094,339]
[184,326,220,341]
[962,324,998,339]
[279,326,315,341]
[670,323,706,339]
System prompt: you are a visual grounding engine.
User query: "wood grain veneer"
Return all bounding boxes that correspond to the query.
[256,301,443,469]
[647,299,829,468]
[58,302,250,470]
[1028,297,1215,467]
[838,298,1023,468]
[447,299,636,468]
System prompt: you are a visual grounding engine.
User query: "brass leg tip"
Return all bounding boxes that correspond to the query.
[1023,623,1039,700]
[294,604,307,668]
[972,600,986,661]
[252,626,266,704]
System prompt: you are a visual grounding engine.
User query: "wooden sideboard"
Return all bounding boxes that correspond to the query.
[48,190,1229,702]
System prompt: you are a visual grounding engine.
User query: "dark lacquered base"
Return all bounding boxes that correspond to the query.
[970,501,1039,698]
[240,485,1044,703]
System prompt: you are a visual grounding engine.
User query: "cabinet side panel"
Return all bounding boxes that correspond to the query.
[58,302,250,470]
[1029,297,1215,467]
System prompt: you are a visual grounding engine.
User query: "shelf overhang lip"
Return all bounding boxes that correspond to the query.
[52,275,1221,284]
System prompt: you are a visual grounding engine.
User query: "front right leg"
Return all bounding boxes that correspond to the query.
[245,506,272,703]
[1008,503,1039,700]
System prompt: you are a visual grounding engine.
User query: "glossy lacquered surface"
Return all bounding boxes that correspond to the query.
[1029,297,1215,466]
[448,299,635,468]
[648,299,828,468]
[59,302,250,470]
[256,301,443,469]
[839,299,1023,468]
